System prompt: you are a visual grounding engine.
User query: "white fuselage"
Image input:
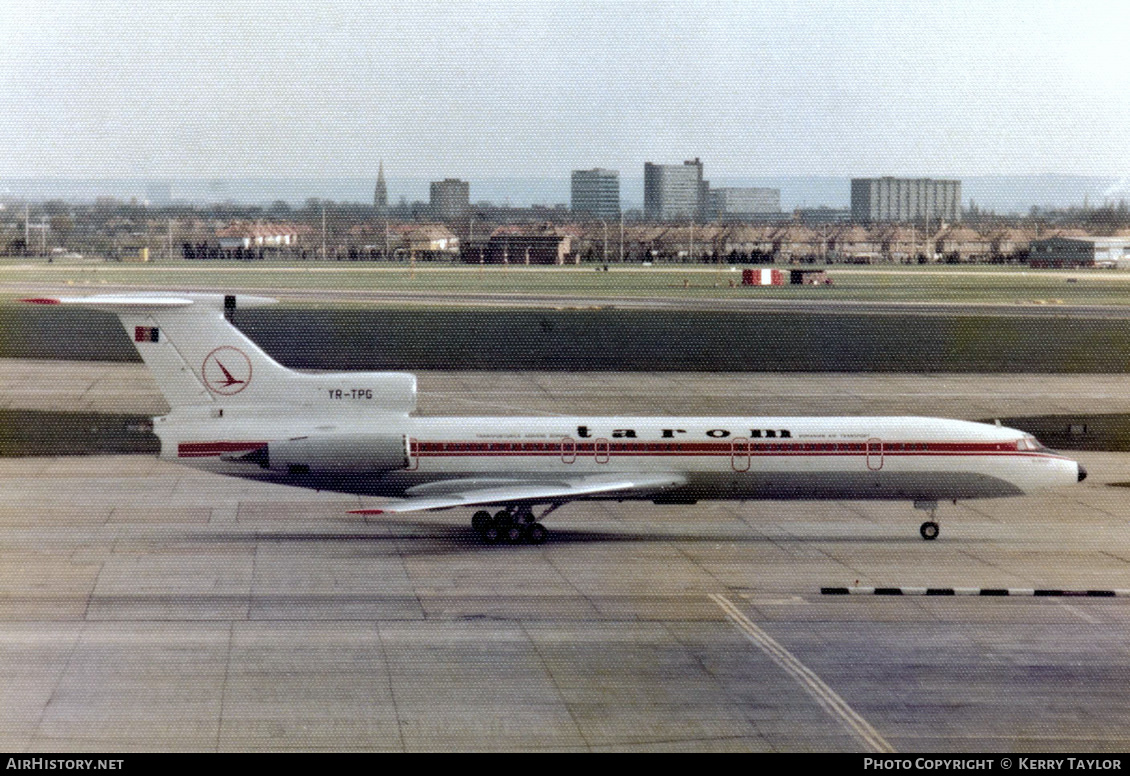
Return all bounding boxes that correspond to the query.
[157,410,1082,503]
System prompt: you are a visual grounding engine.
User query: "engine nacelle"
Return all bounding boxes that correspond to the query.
[236,434,409,475]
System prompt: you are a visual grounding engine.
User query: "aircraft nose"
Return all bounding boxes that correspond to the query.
[1078,464,1088,483]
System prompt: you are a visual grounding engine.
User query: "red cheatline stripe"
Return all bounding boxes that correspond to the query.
[178,441,267,458]
[412,451,1061,460]
[20,297,61,305]
[410,440,1057,458]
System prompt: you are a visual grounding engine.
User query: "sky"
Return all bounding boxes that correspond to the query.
[1,0,1128,183]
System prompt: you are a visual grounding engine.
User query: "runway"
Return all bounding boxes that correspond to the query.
[4,358,1130,419]
[7,279,1130,318]
[3,362,1130,751]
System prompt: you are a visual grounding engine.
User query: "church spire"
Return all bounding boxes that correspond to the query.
[374,161,388,212]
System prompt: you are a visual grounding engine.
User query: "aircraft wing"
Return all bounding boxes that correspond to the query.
[349,474,687,514]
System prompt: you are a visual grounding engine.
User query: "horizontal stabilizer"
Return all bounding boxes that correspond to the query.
[22,294,277,310]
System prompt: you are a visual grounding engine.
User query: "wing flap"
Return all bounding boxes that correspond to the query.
[349,474,687,514]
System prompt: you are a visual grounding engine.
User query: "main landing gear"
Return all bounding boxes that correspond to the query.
[915,500,940,541]
[471,506,552,545]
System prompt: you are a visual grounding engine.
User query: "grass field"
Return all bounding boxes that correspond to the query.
[4,259,1130,306]
[4,303,1130,373]
[0,409,158,457]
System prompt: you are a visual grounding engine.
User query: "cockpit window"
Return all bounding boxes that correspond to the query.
[1016,435,1044,451]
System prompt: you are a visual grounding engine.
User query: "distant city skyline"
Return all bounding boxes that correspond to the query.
[3,173,1127,215]
[1,1,1128,182]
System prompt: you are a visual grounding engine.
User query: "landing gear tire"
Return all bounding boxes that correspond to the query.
[474,506,557,545]
[920,521,940,541]
[472,511,493,533]
[524,523,548,545]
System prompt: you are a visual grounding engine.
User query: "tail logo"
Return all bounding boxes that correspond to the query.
[202,347,252,395]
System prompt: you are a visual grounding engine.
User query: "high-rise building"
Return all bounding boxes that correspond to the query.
[707,187,781,220]
[850,177,962,224]
[430,178,470,221]
[570,169,621,219]
[374,161,388,212]
[644,158,708,220]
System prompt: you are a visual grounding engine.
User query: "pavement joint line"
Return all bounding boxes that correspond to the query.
[1058,602,1102,625]
[216,623,235,753]
[821,587,1130,597]
[1100,550,1130,565]
[372,623,408,753]
[709,593,896,754]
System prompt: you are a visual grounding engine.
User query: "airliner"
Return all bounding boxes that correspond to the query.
[25,293,1086,544]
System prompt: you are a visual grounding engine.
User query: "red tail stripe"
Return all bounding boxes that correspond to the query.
[178,441,267,458]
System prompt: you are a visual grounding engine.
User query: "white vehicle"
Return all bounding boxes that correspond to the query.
[25,293,1086,544]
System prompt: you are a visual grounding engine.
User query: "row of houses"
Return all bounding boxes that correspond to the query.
[192,221,1130,266]
[347,223,459,255]
[460,224,1130,265]
[606,224,1130,264]
[216,222,314,249]
[203,221,575,264]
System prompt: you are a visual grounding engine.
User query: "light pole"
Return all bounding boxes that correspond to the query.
[469,213,482,273]
[619,211,624,263]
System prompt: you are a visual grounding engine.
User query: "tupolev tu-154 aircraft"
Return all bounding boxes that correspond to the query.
[25,293,1086,544]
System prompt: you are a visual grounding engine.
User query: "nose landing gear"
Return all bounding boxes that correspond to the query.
[919,520,940,540]
[914,500,940,540]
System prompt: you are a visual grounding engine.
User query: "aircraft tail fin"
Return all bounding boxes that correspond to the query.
[23,294,416,413]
